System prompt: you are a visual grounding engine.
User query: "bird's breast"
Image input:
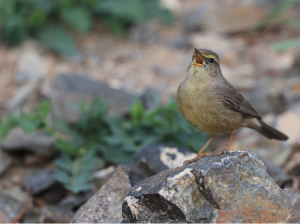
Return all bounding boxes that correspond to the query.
[177,81,243,135]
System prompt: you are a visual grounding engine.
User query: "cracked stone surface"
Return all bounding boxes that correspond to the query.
[122,150,300,223]
[72,166,132,223]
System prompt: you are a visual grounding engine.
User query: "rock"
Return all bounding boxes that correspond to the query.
[247,79,287,116]
[184,2,268,33]
[0,148,12,176]
[0,186,28,204]
[128,24,159,44]
[129,145,196,185]
[276,103,300,145]
[72,166,132,223]
[0,190,27,222]
[58,191,94,211]
[1,128,57,157]
[140,88,159,111]
[6,81,39,111]
[169,36,192,49]
[258,156,292,187]
[15,41,46,84]
[93,166,116,190]
[23,168,56,196]
[51,74,134,122]
[41,205,74,223]
[23,208,41,223]
[122,151,300,223]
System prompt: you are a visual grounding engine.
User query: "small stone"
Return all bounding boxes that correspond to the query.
[72,166,132,223]
[41,205,74,223]
[93,166,115,190]
[58,191,94,211]
[1,128,57,157]
[184,3,268,33]
[51,74,134,122]
[0,190,27,222]
[23,168,56,196]
[6,81,39,111]
[0,149,12,177]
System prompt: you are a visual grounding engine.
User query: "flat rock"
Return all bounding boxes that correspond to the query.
[122,151,300,223]
[72,166,132,223]
[0,149,12,176]
[51,74,133,122]
[23,168,56,196]
[1,128,57,157]
[41,205,74,223]
[0,190,27,222]
[184,2,268,33]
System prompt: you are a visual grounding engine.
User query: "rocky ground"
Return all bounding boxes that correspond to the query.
[0,0,300,222]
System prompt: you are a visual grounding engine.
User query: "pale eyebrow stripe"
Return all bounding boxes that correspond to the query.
[202,54,219,63]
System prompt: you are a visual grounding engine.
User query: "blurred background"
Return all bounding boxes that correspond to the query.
[0,0,300,222]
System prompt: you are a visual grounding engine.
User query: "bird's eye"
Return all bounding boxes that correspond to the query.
[209,58,214,63]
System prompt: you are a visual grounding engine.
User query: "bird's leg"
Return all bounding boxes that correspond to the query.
[213,132,233,156]
[183,135,215,165]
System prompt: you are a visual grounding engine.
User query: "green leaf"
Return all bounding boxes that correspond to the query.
[61,7,91,33]
[54,151,98,194]
[272,38,300,51]
[38,25,77,55]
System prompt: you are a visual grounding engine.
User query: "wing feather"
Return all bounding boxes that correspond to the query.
[216,82,260,118]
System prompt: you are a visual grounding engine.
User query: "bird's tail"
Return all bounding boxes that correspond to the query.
[257,120,288,141]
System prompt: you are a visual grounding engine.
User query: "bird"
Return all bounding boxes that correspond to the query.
[176,48,288,165]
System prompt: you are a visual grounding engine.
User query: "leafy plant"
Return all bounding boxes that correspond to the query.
[54,150,99,193]
[0,0,174,55]
[0,100,52,140]
[0,94,209,193]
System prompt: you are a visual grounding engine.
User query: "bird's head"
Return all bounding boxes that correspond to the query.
[188,48,221,78]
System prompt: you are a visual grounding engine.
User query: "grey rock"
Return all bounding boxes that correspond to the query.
[258,156,292,188]
[23,208,41,223]
[23,168,56,196]
[169,36,192,49]
[247,79,287,116]
[184,3,268,33]
[129,145,196,185]
[72,166,132,223]
[1,128,57,157]
[0,190,27,222]
[51,74,134,122]
[140,88,158,111]
[0,148,12,176]
[128,24,159,44]
[58,191,94,211]
[123,151,300,223]
[6,81,39,111]
[41,205,74,223]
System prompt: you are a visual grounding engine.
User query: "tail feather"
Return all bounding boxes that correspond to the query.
[258,120,288,141]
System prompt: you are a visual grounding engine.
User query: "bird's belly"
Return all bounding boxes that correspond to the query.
[178,97,243,135]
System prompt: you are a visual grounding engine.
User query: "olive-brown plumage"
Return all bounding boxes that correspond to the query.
[176,48,288,165]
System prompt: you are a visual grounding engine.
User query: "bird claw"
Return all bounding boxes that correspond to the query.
[183,151,210,165]
[212,149,226,157]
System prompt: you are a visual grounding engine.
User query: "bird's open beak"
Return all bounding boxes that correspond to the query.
[191,48,204,66]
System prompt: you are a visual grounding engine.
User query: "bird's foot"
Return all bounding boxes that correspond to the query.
[183,151,210,165]
[212,149,226,157]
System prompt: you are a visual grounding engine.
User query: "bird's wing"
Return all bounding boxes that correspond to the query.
[216,81,260,118]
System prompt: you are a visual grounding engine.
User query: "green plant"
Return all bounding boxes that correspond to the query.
[0,0,174,55]
[256,0,300,51]
[0,94,209,193]
[0,100,52,140]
